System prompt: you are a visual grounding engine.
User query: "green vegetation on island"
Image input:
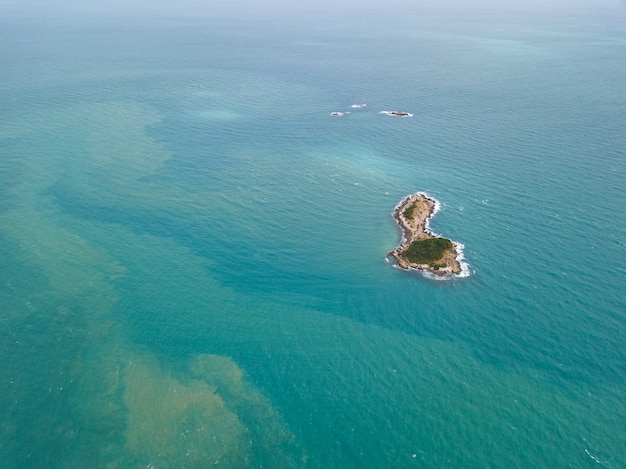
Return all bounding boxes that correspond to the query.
[402,199,427,220]
[402,237,453,265]
[402,202,417,220]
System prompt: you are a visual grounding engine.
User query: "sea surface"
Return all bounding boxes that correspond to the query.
[1,1,625,467]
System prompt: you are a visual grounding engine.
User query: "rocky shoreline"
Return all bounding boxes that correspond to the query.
[388,193,462,276]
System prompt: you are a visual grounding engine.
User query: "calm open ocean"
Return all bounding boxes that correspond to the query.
[1,1,625,467]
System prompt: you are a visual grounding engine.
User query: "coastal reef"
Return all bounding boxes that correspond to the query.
[389,193,462,276]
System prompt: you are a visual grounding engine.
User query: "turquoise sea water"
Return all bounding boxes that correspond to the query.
[1,1,625,467]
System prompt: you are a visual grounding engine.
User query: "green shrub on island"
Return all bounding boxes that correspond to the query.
[403,202,417,220]
[403,237,453,264]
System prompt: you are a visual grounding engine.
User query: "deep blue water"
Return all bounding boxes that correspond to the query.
[1,1,625,467]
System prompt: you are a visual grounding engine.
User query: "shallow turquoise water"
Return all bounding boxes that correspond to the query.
[1,2,625,467]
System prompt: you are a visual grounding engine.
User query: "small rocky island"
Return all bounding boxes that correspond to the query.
[379,110,413,117]
[329,106,413,118]
[388,193,462,276]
